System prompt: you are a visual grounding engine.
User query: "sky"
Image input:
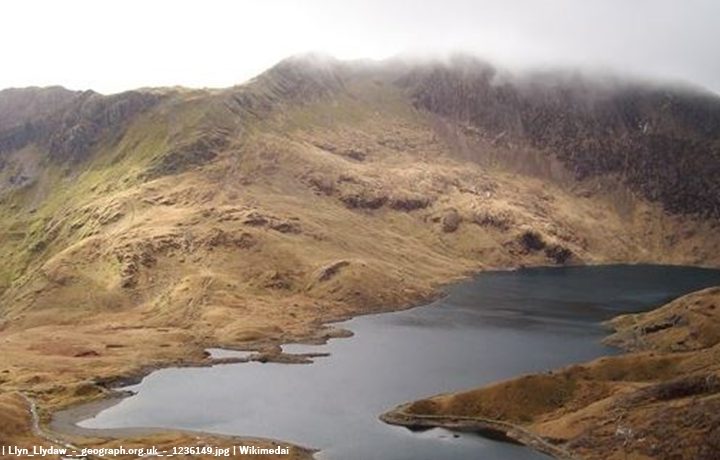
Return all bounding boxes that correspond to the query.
[1,0,719,94]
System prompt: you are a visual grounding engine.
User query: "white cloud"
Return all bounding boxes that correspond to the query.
[1,0,718,94]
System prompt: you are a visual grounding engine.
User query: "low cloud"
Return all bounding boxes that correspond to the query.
[1,0,718,94]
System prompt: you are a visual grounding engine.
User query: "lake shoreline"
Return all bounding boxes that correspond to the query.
[380,403,576,459]
[45,264,720,460]
[381,285,720,459]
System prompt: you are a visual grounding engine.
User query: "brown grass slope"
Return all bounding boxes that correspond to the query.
[0,55,719,456]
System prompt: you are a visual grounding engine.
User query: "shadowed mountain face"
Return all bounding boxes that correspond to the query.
[398,57,720,218]
[0,57,719,409]
[0,87,162,164]
[4,56,719,213]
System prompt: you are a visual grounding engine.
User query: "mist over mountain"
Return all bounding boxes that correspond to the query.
[1,53,720,460]
[4,0,720,95]
[2,55,719,216]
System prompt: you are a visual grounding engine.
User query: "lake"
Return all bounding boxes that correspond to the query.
[57,265,720,459]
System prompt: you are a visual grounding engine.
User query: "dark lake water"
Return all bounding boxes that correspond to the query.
[66,265,720,459]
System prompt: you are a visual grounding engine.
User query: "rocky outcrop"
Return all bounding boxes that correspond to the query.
[315,260,350,282]
[47,90,162,162]
[518,230,546,252]
[303,173,432,212]
[472,208,513,231]
[257,54,346,103]
[223,54,346,120]
[606,286,720,352]
[399,56,720,218]
[387,194,431,211]
[0,121,46,154]
[145,129,230,178]
[0,88,162,163]
[545,244,574,264]
[0,86,80,127]
[441,209,461,232]
[202,228,257,249]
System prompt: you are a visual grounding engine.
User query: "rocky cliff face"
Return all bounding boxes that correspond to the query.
[0,86,81,127]
[0,87,162,165]
[399,56,720,218]
[4,56,719,217]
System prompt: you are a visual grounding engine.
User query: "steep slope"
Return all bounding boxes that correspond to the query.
[399,56,720,217]
[0,54,719,456]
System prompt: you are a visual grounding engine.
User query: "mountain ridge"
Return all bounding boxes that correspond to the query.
[4,54,719,215]
[0,54,719,459]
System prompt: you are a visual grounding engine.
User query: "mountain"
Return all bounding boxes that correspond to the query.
[399,57,720,217]
[0,54,719,455]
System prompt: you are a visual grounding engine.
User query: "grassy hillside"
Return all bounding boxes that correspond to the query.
[0,54,719,457]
